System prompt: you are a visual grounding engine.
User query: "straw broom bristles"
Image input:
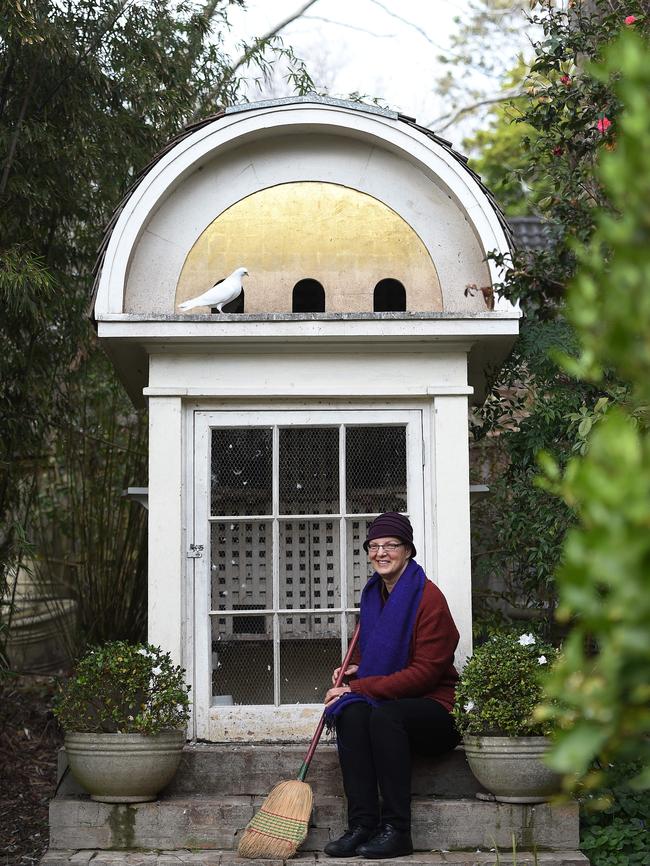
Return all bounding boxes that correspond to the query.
[237,779,313,859]
[237,625,360,860]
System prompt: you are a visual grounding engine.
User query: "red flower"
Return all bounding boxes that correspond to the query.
[625,15,637,25]
[597,117,612,134]
[560,74,571,86]
[552,146,564,156]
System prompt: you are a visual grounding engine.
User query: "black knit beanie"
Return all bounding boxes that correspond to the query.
[363,512,416,558]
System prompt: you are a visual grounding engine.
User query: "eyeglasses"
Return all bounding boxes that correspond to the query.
[367,542,404,553]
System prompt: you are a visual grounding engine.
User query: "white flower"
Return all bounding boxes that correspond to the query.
[137,648,149,656]
[151,666,162,676]
[538,655,547,665]
[518,633,536,646]
[464,701,475,713]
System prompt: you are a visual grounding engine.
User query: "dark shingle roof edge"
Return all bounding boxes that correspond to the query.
[508,215,552,251]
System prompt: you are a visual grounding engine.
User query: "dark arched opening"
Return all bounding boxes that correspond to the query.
[373,278,406,312]
[292,279,325,313]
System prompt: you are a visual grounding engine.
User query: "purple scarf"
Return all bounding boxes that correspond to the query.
[325,558,426,720]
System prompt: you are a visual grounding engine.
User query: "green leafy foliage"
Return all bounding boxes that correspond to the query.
[453,631,557,737]
[580,762,650,866]
[494,0,650,316]
[1,0,233,668]
[471,319,605,630]
[33,353,149,653]
[470,2,646,635]
[0,0,312,667]
[0,0,238,584]
[54,641,191,735]
[535,29,650,793]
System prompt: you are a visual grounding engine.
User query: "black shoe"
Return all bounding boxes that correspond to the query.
[355,823,413,859]
[324,826,375,857]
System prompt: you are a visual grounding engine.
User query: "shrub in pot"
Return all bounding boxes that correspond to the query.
[453,631,560,803]
[54,640,190,802]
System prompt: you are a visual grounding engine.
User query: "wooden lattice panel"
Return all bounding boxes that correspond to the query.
[279,519,339,637]
[211,521,271,638]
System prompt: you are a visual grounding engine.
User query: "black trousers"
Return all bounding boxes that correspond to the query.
[334,698,460,832]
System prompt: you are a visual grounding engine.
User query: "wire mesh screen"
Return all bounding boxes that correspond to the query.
[279,615,343,704]
[346,517,375,607]
[211,428,272,516]
[279,427,339,514]
[211,614,274,705]
[346,426,407,513]
[211,521,272,614]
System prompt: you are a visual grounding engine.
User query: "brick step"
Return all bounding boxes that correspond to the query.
[41,848,590,866]
[58,744,481,799]
[49,795,580,853]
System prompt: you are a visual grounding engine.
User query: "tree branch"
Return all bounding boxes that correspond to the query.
[302,15,395,38]
[0,66,36,197]
[34,0,138,115]
[188,0,322,122]
[427,89,525,134]
[0,50,16,121]
[367,0,467,59]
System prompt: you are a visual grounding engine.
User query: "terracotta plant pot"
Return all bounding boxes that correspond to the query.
[64,730,185,803]
[463,735,561,803]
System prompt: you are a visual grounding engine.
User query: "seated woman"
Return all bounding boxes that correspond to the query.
[323,512,460,859]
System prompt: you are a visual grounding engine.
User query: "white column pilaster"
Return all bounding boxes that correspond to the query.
[147,396,184,664]
[431,395,473,667]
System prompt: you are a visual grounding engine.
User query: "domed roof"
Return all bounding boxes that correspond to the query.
[91,94,515,321]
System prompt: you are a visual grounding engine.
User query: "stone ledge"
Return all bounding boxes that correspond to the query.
[57,745,485,800]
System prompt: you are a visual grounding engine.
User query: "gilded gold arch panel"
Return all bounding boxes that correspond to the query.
[175,182,442,313]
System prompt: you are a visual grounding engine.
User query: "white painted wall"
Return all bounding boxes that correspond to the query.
[147,346,470,395]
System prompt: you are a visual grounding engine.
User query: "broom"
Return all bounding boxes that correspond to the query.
[237,623,361,859]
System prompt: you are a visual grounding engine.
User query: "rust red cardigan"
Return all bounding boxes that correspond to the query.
[347,579,460,712]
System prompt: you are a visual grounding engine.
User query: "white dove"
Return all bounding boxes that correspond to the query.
[178,267,248,312]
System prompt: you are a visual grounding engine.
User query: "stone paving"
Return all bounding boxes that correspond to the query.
[41,849,590,866]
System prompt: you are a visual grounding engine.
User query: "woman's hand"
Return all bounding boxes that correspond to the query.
[331,664,359,685]
[324,685,352,708]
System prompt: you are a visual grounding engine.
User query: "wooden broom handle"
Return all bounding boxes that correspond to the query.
[297,622,361,782]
